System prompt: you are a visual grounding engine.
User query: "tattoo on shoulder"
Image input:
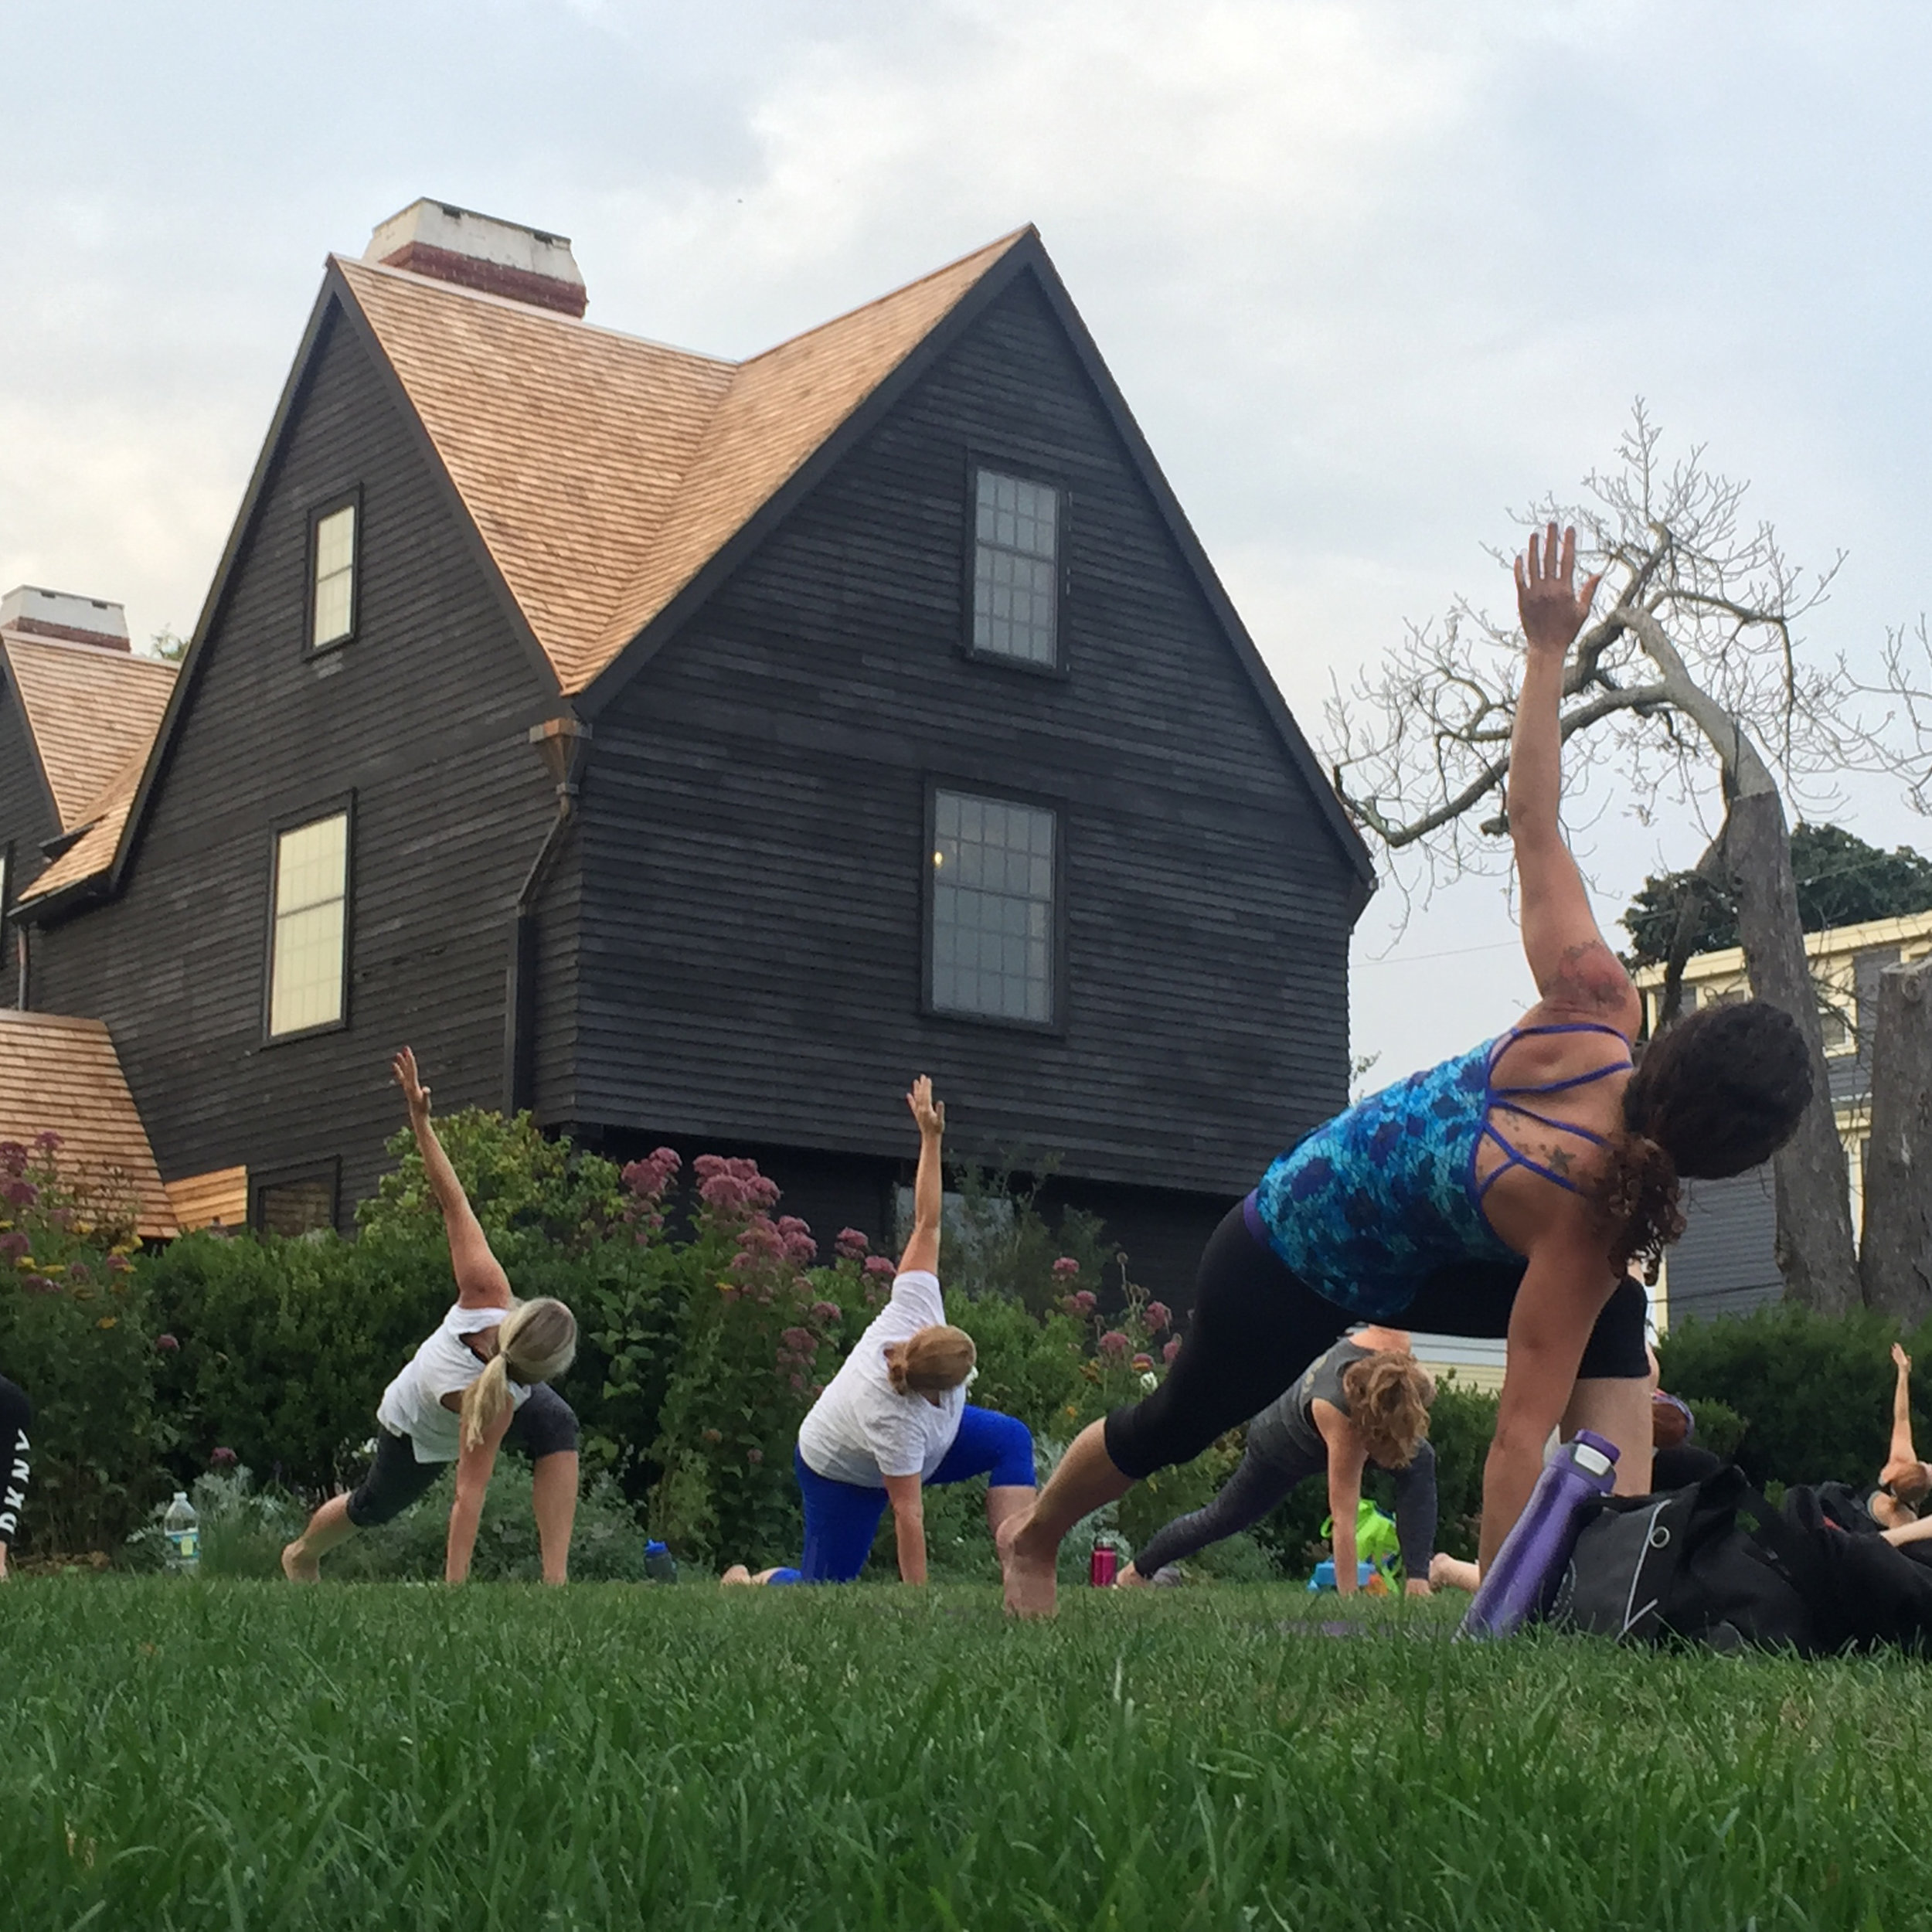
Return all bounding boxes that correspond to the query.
[1546,1146,1575,1177]
[1557,940,1634,1013]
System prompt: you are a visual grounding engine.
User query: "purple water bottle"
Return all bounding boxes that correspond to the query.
[1458,1430,1619,1641]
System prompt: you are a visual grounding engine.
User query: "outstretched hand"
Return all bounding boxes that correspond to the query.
[392,1046,430,1117]
[906,1074,945,1138]
[1514,521,1603,658]
[1896,1342,1913,1373]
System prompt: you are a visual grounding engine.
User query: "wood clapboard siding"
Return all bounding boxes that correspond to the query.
[573,272,1355,1198]
[31,305,563,1221]
[0,691,60,996]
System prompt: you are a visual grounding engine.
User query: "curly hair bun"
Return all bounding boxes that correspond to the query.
[1624,998,1811,1182]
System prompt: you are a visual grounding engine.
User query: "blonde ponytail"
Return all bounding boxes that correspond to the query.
[458,1297,578,1452]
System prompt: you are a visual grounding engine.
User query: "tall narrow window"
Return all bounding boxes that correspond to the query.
[930,788,1056,1024]
[971,468,1059,667]
[269,811,349,1038]
[311,502,358,649]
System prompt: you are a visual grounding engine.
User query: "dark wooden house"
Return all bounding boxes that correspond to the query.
[12,199,1374,1287]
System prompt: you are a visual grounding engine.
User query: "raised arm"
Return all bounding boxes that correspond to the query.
[1882,1342,1924,1489]
[1509,526,1636,1029]
[393,1048,512,1309]
[896,1075,946,1278]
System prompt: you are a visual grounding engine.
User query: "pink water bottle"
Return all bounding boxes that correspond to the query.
[1090,1542,1119,1587]
[1458,1430,1619,1641]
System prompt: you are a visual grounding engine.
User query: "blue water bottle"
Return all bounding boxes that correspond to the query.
[1458,1430,1619,1640]
[644,1539,677,1583]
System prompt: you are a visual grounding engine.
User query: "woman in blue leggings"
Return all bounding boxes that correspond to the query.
[723,1077,1036,1587]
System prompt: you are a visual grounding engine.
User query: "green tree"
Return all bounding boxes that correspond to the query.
[1621,822,1932,968]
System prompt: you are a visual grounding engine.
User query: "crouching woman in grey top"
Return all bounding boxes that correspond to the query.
[1119,1328,1438,1595]
[281,1049,580,1585]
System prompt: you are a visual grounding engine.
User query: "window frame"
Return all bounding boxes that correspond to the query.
[250,1158,342,1237]
[304,487,363,657]
[920,777,1068,1036]
[261,794,355,1046]
[959,455,1071,679]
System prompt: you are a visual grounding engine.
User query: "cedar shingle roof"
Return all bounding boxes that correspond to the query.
[0,1009,176,1239]
[22,747,147,902]
[337,230,1029,694]
[1,634,175,832]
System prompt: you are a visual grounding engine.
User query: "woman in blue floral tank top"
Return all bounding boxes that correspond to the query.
[998,524,1815,1617]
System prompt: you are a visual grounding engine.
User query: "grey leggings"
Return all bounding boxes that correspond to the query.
[1132,1430,1438,1579]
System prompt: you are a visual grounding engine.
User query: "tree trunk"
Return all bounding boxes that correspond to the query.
[1725,786,1862,1315]
[1860,956,1932,1321]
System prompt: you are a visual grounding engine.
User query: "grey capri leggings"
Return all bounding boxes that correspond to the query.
[1132,1431,1437,1579]
[1105,1201,1650,1483]
[345,1383,578,1528]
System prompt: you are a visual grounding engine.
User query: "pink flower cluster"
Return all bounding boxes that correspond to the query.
[1098,1330,1130,1359]
[3,1179,38,1209]
[777,1324,822,1388]
[1051,1257,1081,1280]
[1144,1301,1172,1334]
[0,1231,28,1260]
[1060,1290,1097,1317]
[862,1255,894,1279]
[0,1141,26,1176]
[808,1300,842,1327]
[211,1446,238,1468]
[835,1227,870,1262]
[695,1155,781,1219]
[1163,1337,1182,1363]
[621,1147,682,1236]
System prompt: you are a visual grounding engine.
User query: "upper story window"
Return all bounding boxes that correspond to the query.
[930,787,1057,1026]
[311,499,359,651]
[971,468,1059,668]
[268,810,349,1039]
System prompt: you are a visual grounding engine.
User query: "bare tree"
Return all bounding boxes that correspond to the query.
[1325,405,1906,1315]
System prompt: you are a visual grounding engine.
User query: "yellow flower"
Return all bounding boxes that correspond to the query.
[15,1256,36,1270]
[97,1317,118,1330]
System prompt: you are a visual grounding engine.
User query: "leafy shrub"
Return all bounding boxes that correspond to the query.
[1656,1303,1930,1488]
[141,1228,450,1492]
[1683,1396,1749,1464]
[0,1134,161,1549]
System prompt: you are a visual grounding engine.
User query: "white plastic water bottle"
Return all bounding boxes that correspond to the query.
[163,1491,199,1573]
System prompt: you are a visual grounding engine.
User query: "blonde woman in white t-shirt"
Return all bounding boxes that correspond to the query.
[723,1077,1037,1588]
[281,1049,580,1585]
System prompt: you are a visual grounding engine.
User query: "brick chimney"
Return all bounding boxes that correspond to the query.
[0,586,131,651]
[364,200,587,318]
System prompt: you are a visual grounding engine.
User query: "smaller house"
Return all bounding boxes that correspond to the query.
[0,1008,175,1239]
[1632,910,1932,1326]
[0,587,177,1000]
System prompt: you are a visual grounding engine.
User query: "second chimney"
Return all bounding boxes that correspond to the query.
[365,200,587,318]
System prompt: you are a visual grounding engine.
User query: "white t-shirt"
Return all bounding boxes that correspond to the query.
[795,1270,965,1486]
[376,1303,532,1464]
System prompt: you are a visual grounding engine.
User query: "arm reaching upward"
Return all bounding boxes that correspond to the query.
[393,1048,512,1308]
[1508,526,1636,1030]
[1881,1342,1927,1493]
[896,1075,946,1278]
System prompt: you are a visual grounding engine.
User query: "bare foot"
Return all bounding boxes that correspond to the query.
[1114,1562,1150,1588]
[720,1564,752,1587]
[281,1540,319,1583]
[1429,1552,1478,1593]
[997,1515,1059,1617]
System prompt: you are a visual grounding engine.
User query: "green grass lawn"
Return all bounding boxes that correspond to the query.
[6,1579,1923,1930]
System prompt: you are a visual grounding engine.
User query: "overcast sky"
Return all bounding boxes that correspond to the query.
[6,1,1932,1079]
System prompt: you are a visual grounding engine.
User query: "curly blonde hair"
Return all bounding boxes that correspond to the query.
[1340,1352,1434,1468]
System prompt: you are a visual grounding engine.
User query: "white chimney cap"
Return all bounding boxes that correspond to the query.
[0,585,131,650]
[365,199,587,315]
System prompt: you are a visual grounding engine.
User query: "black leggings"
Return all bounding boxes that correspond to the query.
[0,1374,31,1549]
[1104,1202,1650,1481]
[1134,1434,1438,1579]
[345,1386,579,1529]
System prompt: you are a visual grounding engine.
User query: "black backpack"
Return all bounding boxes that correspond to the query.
[1546,1465,1932,1657]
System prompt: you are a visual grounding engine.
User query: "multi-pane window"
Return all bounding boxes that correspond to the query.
[269,811,349,1038]
[930,788,1056,1024]
[256,1172,337,1236]
[311,502,357,649]
[971,468,1058,666]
